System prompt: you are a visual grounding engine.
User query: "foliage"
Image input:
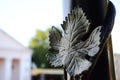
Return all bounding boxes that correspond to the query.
[29,28,52,68]
[29,29,49,48]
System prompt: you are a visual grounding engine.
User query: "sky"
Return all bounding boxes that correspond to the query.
[0,0,120,54]
[0,0,63,47]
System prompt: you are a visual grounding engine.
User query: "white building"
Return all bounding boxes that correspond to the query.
[0,29,33,80]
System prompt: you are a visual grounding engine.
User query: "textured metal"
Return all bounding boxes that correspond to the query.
[47,7,102,77]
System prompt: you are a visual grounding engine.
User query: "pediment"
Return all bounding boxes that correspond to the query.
[0,29,31,52]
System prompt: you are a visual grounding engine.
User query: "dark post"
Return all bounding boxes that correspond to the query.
[63,0,116,80]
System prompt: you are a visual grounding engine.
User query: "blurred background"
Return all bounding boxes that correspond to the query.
[0,0,120,80]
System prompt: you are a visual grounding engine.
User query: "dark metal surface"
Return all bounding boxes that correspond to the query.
[63,0,116,80]
[86,1,116,80]
[71,0,108,34]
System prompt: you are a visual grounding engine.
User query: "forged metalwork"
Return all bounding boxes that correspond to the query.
[46,7,102,77]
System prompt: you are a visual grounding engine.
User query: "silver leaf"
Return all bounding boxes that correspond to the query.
[47,7,101,77]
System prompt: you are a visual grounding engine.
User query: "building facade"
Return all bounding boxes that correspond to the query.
[0,29,32,80]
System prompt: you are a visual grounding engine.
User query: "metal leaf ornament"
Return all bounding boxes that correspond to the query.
[47,7,102,77]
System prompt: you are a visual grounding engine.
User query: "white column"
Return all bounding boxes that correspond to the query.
[19,59,24,80]
[19,58,31,80]
[19,59,30,80]
[4,58,12,80]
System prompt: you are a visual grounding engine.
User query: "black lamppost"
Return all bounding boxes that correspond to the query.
[47,0,116,80]
[63,0,116,80]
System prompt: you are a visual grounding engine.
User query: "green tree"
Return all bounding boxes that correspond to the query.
[29,28,51,68]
